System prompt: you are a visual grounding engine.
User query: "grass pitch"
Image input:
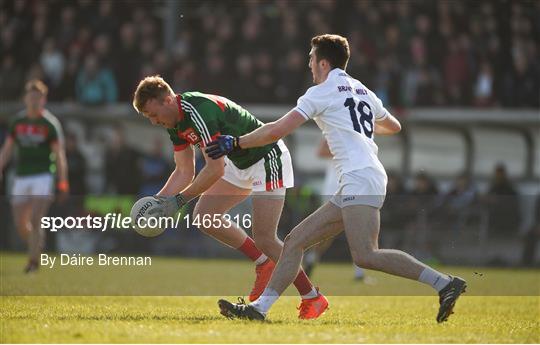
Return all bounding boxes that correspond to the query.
[1,253,539,343]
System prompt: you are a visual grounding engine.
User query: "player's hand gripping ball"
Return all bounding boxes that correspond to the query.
[130,196,166,237]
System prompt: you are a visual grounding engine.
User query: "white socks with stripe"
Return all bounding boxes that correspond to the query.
[254,254,268,266]
[301,287,319,299]
[418,267,452,292]
[250,288,279,314]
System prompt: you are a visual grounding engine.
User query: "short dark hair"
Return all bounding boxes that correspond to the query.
[311,34,350,70]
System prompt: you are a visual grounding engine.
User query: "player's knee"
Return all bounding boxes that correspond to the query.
[283,232,304,251]
[352,250,378,270]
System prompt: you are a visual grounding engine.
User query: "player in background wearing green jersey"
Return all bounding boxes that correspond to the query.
[132,76,326,319]
[0,80,69,273]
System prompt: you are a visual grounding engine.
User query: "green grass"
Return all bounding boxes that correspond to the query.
[1,252,539,343]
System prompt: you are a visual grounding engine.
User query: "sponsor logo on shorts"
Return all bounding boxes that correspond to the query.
[343,196,356,202]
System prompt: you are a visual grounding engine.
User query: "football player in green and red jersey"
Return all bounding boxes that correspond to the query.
[132,75,327,319]
[0,80,69,273]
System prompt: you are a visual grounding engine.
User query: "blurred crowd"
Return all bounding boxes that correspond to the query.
[1,0,539,107]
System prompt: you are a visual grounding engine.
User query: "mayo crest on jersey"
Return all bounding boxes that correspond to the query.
[294,68,389,178]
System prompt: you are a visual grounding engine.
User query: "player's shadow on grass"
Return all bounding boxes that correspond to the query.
[226,319,367,326]
[49,314,223,322]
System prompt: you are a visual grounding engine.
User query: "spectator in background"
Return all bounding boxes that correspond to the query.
[0,55,24,100]
[104,127,141,195]
[53,45,79,102]
[435,173,477,232]
[55,6,77,51]
[400,171,439,257]
[403,50,442,106]
[93,34,113,69]
[253,51,276,101]
[172,60,196,93]
[231,54,258,102]
[152,50,172,81]
[200,51,227,95]
[71,26,93,57]
[410,171,439,204]
[444,36,471,105]
[276,49,309,103]
[473,62,494,107]
[75,54,117,105]
[139,37,158,66]
[115,23,142,101]
[381,171,410,232]
[92,0,117,35]
[0,25,18,60]
[483,163,520,236]
[40,38,65,88]
[502,52,539,107]
[138,138,170,197]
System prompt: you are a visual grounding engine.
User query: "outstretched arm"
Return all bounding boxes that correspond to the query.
[375,114,401,135]
[205,110,307,159]
[238,110,307,149]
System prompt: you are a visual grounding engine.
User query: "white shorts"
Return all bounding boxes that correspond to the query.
[222,140,294,195]
[11,172,54,204]
[330,167,387,209]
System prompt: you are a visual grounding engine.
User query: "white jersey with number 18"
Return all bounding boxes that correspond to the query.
[294,68,389,179]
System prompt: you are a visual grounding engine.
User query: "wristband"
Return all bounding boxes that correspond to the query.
[233,136,241,151]
[57,180,69,192]
[175,193,188,207]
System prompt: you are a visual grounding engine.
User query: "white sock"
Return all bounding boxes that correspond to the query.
[354,265,365,278]
[418,267,452,292]
[251,288,279,314]
[301,287,319,299]
[254,254,268,266]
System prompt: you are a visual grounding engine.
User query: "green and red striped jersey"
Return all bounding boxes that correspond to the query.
[8,110,63,176]
[167,92,277,169]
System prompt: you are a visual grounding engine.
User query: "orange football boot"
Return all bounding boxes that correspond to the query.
[248,259,275,302]
[297,288,329,319]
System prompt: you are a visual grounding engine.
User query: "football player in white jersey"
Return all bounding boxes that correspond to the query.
[303,139,367,281]
[207,34,466,323]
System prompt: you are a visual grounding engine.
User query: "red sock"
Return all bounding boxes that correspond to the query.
[293,270,314,296]
[237,237,265,263]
